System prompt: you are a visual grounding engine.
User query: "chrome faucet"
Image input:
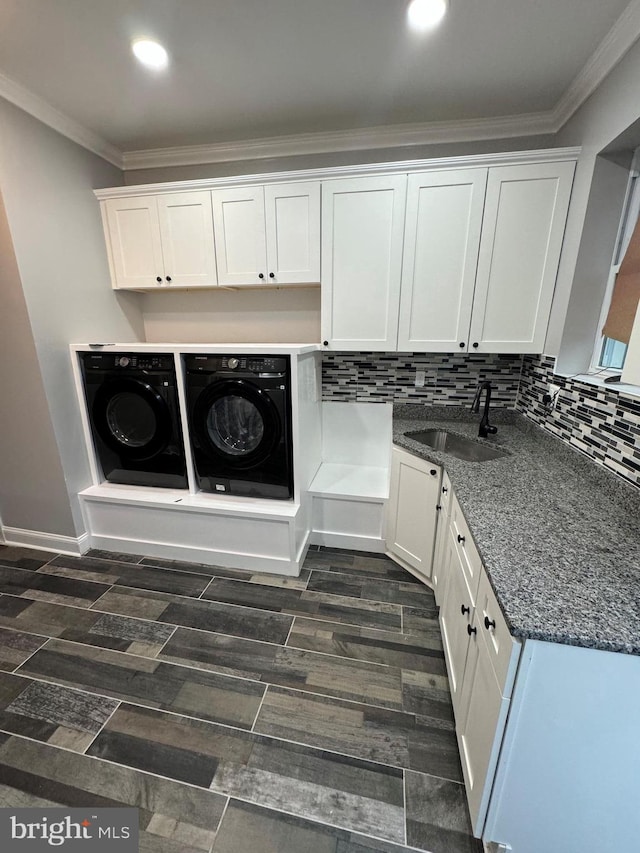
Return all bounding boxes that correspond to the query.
[471,381,498,438]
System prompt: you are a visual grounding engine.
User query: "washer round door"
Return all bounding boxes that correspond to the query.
[193,379,281,469]
[92,377,172,461]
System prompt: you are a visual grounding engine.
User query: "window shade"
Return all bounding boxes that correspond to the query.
[602,216,640,344]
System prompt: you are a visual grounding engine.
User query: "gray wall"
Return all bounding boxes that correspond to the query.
[0,99,145,539]
[546,38,640,368]
[554,154,629,373]
[0,190,76,537]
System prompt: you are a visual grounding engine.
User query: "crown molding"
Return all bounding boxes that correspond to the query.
[96,147,582,199]
[551,0,640,130]
[0,72,123,168]
[121,112,557,171]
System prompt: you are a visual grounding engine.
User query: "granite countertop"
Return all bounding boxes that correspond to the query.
[392,405,640,655]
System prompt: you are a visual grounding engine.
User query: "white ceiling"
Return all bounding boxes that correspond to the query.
[0,0,638,168]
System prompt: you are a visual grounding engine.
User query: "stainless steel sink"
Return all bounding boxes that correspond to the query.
[406,429,509,462]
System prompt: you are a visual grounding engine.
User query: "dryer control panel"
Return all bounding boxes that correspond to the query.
[185,354,289,376]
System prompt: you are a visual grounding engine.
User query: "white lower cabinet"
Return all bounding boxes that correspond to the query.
[393,456,634,850]
[439,528,475,711]
[385,447,441,579]
[457,621,513,834]
[436,484,521,836]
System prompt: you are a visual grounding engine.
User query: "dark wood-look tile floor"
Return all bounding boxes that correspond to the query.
[0,542,482,853]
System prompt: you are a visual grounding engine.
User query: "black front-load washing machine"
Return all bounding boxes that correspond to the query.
[79,351,188,489]
[183,353,293,499]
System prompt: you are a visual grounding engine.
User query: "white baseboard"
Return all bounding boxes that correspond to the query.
[1,526,89,556]
[309,531,387,553]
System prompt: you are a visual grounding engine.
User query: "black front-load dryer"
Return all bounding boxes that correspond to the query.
[184,354,293,499]
[79,351,188,489]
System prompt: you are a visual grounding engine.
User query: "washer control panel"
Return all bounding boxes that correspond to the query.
[82,353,174,371]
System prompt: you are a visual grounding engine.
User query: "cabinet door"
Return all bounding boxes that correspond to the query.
[212,186,268,286]
[321,175,407,350]
[432,473,452,605]
[157,192,217,288]
[439,531,475,719]
[103,197,164,289]
[264,182,320,284]
[386,447,440,578]
[398,169,487,351]
[469,161,574,353]
[457,628,511,835]
[432,512,449,605]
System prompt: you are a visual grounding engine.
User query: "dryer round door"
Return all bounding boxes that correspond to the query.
[193,379,281,469]
[92,377,172,461]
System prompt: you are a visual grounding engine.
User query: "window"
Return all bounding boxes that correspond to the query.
[597,335,627,371]
[592,154,640,374]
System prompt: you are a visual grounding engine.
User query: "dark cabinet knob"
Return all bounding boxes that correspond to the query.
[156,276,162,282]
[166,276,172,282]
[442,486,448,494]
[436,504,441,511]
[484,616,496,630]
[459,342,465,348]
[467,624,477,636]
[457,534,465,544]
[472,342,479,348]
[269,272,275,278]
[430,469,437,476]
[461,604,470,615]
[323,340,329,346]
[258,273,265,279]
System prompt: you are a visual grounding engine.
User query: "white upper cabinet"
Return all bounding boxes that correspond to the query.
[103,192,217,290]
[320,158,573,353]
[398,169,488,352]
[104,196,164,289]
[469,161,574,353]
[264,182,321,284]
[156,192,218,288]
[212,182,320,286]
[321,175,407,350]
[97,151,575,328]
[212,186,267,286]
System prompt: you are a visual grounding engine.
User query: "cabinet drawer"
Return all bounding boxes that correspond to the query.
[475,569,520,696]
[450,494,483,603]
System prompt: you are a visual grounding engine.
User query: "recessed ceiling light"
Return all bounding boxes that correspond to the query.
[132,39,169,70]
[407,0,448,32]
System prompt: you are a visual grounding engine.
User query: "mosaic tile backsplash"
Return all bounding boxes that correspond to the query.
[517,354,640,489]
[322,352,524,406]
[322,351,640,489]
